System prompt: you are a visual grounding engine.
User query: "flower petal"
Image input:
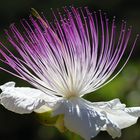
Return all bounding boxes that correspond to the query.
[125,107,140,117]
[0,82,59,114]
[53,97,107,140]
[96,99,139,129]
[52,98,140,139]
[103,117,121,139]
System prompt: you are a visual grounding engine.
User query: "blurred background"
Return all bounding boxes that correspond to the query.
[0,0,140,140]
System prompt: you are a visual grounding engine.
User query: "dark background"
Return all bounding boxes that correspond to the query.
[0,0,140,140]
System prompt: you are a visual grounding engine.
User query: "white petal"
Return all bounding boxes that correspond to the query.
[93,98,126,110]
[104,118,121,139]
[124,107,140,117]
[0,82,59,114]
[96,99,139,129]
[53,97,107,140]
[104,109,137,129]
[87,99,122,138]
[52,98,140,139]
[0,82,15,90]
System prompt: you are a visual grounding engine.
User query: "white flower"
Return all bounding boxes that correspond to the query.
[0,7,139,140]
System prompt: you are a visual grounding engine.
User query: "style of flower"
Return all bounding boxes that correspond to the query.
[0,7,140,140]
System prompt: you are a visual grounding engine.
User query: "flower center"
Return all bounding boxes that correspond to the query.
[65,91,79,99]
